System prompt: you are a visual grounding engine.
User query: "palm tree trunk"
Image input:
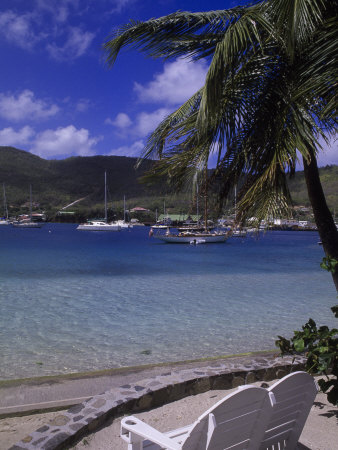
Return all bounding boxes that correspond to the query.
[303,151,338,291]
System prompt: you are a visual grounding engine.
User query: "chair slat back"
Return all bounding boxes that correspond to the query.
[259,371,318,450]
[182,386,275,450]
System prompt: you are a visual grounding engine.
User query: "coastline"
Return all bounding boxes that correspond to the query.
[1,350,309,449]
[0,350,276,417]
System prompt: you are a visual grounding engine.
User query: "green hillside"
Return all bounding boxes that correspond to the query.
[0,146,168,219]
[0,146,337,221]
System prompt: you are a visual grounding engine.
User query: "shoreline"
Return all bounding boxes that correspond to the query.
[0,350,278,418]
[1,351,309,449]
[0,348,275,387]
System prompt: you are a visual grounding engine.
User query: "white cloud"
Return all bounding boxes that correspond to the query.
[107,109,171,139]
[0,124,102,158]
[109,0,135,13]
[0,126,35,147]
[35,0,78,21]
[46,26,95,61]
[0,5,95,60]
[0,10,42,50]
[134,108,172,137]
[106,112,133,129]
[0,90,59,122]
[76,98,91,112]
[134,58,208,105]
[109,140,145,157]
[31,125,101,158]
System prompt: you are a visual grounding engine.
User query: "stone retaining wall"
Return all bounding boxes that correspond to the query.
[9,354,306,450]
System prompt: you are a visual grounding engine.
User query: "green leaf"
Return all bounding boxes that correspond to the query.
[331,305,338,318]
[294,338,305,352]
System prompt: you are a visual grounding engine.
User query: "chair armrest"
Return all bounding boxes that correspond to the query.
[121,416,181,450]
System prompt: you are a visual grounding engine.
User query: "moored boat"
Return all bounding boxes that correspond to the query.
[151,169,228,244]
[77,220,120,231]
[12,185,42,228]
[154,230,228,243]
[77,172,121,231]
[12,219,42,228]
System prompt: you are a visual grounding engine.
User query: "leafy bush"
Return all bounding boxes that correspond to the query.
[276,306,338,406]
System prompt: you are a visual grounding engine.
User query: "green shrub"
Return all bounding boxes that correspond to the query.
[276,306,338,406]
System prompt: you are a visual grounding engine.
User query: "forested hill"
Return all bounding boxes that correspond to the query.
[0,146,337,216]
[0,146,163,209]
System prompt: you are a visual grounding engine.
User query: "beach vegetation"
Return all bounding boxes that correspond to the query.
[104,0,338,289]
[276,305,338,406]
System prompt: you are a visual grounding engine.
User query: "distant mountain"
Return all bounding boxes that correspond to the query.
[0,146,337,218]
[0,146,164,213]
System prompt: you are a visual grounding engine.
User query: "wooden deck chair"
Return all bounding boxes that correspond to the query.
[259,371,318,450]
[120,385,276,450]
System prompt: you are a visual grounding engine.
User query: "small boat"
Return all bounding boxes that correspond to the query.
[231,228,247,238]
[12,219,42,228]
[115,220,132,229]
[154,230,228,244]
[12,185,42,228]
[152,223,172,229]
[77,220,120,231]
[77,172,121,231]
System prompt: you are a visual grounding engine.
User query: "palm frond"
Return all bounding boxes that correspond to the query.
[104,7,266,65]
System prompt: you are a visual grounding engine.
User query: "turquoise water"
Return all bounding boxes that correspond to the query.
[0,224,336,380]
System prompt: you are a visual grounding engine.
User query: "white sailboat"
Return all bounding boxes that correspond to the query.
[115,196,133,229]
[77,172,121,231]
[12,185,42,228]
[0,183,10,225]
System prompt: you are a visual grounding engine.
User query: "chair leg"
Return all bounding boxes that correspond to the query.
[128,443,142,450]
[128,432,143,450]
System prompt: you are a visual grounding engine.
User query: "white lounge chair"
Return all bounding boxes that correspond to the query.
[121,385,276,449]
[120,371,318,450]
[260,371,319,449]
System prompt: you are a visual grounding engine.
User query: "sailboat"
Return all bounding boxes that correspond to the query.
[152,200,172,229]
[153,170,228,244]
[12,185,42,228]
[77,172,121,231]
[115,196,133,229]
[0,183,10,225]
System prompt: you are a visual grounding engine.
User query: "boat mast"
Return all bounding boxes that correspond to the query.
[104,171,107,223]
[123,195,126,222]
[3,183,8,219]
[234,185,237,222]
[204,166,208,232]
[29,185,32,221]
[196,183,199,222]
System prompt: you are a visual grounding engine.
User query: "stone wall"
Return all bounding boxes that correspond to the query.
[9,354,306,450]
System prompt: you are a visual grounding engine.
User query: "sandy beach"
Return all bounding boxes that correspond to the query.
[1,380,336,450]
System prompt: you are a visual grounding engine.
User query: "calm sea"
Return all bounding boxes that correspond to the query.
[0,224,336,380]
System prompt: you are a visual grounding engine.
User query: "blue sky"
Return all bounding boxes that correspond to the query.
[0,0,336,166]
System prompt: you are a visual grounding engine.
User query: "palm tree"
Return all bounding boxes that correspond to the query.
[104,0,338,289]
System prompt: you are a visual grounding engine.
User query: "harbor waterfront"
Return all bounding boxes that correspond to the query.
[0,224,336,381]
